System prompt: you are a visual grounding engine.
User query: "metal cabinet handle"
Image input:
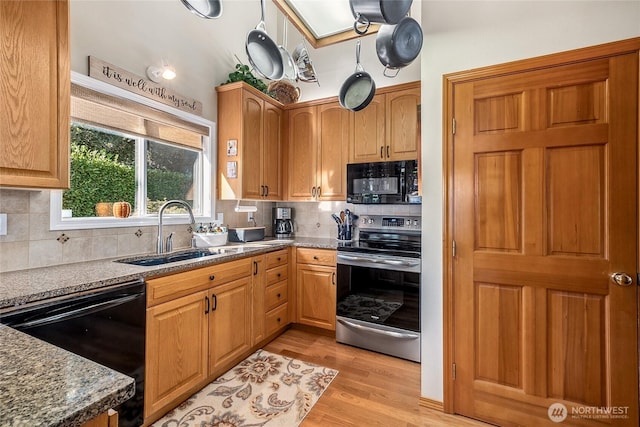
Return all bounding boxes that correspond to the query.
[380,146,384,159]
[253,261,258,275]
[211,293,217,311]
[260,185,265,197]
[265,185,269,197]
[209,275,215,281]
[317,187,321,197]
[611,272,633,286]
[332,272,336,285]
[277,293,281,298]
[386,145,390,158]
[313,255,319,260]
[205,296,210,314]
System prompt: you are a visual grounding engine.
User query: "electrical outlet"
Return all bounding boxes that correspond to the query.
[216,212,224,224]
[0,213,6,236]
[247,212,254,222]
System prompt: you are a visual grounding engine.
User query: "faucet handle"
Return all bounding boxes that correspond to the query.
[166,232,174,252]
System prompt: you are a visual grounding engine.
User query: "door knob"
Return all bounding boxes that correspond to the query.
[610,272,633,286]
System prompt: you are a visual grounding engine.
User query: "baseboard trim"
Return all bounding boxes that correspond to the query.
[419,397,444,412]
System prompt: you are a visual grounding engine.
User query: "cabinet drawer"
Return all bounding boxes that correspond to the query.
[266,249,288,269]
[296,248,336,267]
[265,280,288,311]
[266,264,288,286]
[147,257,252,306]
[265,303,288,336]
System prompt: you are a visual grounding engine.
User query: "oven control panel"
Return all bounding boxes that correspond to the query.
[358,215,421,231]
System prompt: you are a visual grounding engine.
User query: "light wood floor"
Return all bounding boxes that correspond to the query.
[263,327,491,427]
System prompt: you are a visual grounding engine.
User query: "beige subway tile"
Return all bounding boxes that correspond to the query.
[29,240,63,269]
[0,241,29,272]
[91,235,119,260]
[29,190,51,214]
[0,190,30,213]
[0,213,29,243]
[62,237,93,264]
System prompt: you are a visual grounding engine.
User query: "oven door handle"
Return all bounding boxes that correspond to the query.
[338,254,419,268]
[376,259,419,267]
[337,318,420,340]
[337,254,370,263]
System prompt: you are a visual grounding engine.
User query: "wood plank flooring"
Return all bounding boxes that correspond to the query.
[263,327,491,427]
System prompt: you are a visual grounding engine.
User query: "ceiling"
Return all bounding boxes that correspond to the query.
[273,0,379,48]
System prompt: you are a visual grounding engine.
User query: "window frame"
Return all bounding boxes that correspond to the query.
[50,71,216,231]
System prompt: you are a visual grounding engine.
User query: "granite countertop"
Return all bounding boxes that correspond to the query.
[0,237,336,427]
[0,325,134,427]
[0,237,337,310]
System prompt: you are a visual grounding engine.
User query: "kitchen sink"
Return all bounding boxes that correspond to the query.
[116,247,240,267]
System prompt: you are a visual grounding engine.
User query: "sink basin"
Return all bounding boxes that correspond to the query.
[116,248,240,267]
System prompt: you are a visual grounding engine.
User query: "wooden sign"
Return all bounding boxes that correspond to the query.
[88,56,203,116]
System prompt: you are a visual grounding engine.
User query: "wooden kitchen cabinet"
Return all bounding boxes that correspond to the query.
[251,255,266,345]
[208,276,253,375]
[216,82,283,200]
[351,83,420,163]
[0,0,70,189]
[145,291,208,419]
[296,248,337,331]
[286,102,350,201]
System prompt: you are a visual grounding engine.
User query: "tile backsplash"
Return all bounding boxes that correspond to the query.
[0,189,420,272]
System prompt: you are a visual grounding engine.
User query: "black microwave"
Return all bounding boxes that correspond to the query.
[346,160,420,204]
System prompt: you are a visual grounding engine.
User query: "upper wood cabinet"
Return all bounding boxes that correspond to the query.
[286,102,350,201]
[216,82,283,200]
[351,83,420,163]
[0,0,70,189]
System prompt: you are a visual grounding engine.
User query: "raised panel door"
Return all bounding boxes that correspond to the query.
[262,101,282,200]
[351,94,386,163]
[208,276,252,375]
[451,52,638,426]
[0,0,70,189]
[297,264,336,331]
[386,87,420,161]
[145,291,208,419]
[241,92,263,199]
[287,106,317,200]
[317,103,350,201]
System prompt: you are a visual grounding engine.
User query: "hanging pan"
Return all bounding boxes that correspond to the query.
[246,0,284,80]
[278,17,297,81]
[350,0,413,34]
[376,16,423,77]
[180,0,222,19]
[339,40,376,112]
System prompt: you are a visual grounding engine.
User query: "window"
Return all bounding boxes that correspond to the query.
[50,72,215,230]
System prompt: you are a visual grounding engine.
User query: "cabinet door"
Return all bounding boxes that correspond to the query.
[317,103,350,201]
[145,291,208,419]
[0,0,70,189]
[351,94,386,163]
[251,255,266,345]
[208,276,252,375]
[287,107,317,200]
[262,102,283,200]
[385,87,420,161]
[297,264,336,330]
[242,92,264,199]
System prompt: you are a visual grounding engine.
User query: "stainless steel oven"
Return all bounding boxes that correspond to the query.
[336,215,421,362]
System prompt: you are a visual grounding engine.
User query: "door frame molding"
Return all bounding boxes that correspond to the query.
[442,36,640,414]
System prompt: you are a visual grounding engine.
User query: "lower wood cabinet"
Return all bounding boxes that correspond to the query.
[208,276,252,373]
[296,248,336,331]
[143,252,292,425]
[145,291,208,419]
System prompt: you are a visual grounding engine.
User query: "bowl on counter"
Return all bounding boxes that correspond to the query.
[193,232,228,248]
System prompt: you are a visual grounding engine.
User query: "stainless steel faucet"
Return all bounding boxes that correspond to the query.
[157,200,196,254]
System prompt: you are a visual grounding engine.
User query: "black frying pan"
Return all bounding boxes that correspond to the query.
[246,0,284,81]
[339,40,376,112]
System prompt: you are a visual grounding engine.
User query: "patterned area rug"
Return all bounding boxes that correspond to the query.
[152,349,338,427]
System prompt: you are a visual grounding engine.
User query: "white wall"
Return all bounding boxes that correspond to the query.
[70,0,421,121]
[419,1,640,401]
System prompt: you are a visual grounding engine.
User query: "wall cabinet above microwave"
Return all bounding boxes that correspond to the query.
[0,0,70,189]
[351,83,421,163]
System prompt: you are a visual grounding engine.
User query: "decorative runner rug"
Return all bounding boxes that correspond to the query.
[152,349,339,427]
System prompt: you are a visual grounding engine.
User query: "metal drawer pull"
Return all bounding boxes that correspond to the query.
[277,293,281,298]
[338,318,419,340]
[205,296,210,314]
[211,294,217,311]
[209,275,215,281]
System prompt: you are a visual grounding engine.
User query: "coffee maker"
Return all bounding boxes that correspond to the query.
[273,207,293,238]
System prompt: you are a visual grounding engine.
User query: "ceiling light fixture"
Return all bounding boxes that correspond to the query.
[146,61,176,83]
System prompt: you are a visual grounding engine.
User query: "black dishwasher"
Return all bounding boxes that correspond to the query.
[0,279,146,427]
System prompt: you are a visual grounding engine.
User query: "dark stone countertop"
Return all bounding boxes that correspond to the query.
[0,237,336,427]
